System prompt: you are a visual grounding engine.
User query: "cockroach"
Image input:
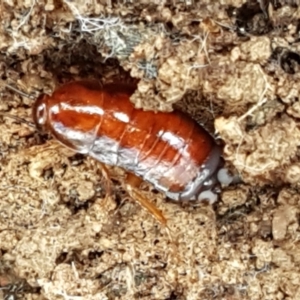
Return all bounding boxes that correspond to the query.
[8,80,226,225]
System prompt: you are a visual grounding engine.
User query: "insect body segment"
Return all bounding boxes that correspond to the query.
[33,81,222,202]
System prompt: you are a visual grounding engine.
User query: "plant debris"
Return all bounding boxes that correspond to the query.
[1,1,300,299]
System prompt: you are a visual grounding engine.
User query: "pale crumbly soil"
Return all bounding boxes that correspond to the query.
[1,1,300,299]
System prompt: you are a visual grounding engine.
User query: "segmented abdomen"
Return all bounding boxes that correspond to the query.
[88,84,215,199]
[45,81,218,201]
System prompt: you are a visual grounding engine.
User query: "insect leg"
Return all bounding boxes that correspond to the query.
[124,172,167,226]
[98,162,113,204]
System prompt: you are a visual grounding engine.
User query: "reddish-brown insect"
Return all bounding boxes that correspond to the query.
[32,81,222,224]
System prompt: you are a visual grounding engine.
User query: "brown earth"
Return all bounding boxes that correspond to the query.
[1,1,300,299]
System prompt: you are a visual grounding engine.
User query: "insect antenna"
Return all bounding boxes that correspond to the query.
[4,83,36,100]
[0,112,36,129]
[1,83,38,130]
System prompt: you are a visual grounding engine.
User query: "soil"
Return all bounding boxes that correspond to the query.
[1,1,300,299]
